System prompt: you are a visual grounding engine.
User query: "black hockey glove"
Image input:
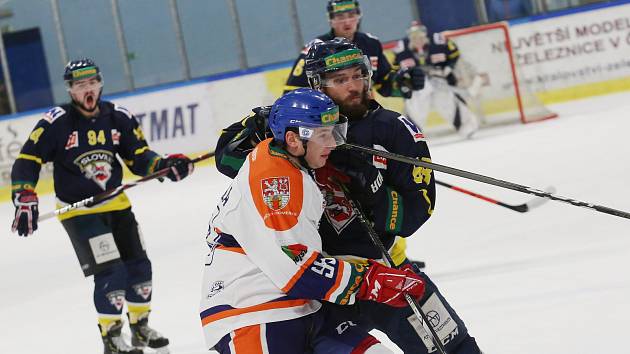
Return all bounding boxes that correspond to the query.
[157,154,194,181]
[329,151,385,209]
[228,106,271,155]
[11,189,39,236]
[396,66,425,98]
[246,106,271,146]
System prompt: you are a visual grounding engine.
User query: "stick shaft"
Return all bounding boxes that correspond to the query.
[40,152,214,221]
[336,182,448,354]
[341,143,630,220]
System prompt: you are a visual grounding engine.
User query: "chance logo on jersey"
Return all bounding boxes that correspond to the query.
[261,177,290,210]
[73,149,115,190]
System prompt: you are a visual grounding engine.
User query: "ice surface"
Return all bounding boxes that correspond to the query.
[2,92,629,353]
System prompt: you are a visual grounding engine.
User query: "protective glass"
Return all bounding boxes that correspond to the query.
[321,71,370,88]
[298,120,347,148]
[321,54,372,88]
[66,76,103,93]
[330,11,361,24]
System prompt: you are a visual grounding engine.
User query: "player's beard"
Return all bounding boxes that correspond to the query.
[73,90,101,113]
[337,88,369,121]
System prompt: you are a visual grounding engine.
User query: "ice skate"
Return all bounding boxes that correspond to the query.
[129,312,170,353]
[100,320,143,354]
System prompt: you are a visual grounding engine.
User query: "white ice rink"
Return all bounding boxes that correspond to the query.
[2,92,629,354]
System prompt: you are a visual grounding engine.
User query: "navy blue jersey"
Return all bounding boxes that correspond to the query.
[393,35,460,71]
[11,101,160,210]
[315,101,434,260]
[285,31,397,97]
[215,101,435,263]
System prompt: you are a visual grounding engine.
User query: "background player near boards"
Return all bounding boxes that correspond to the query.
[392,21,481,139]
[284,0,424,98]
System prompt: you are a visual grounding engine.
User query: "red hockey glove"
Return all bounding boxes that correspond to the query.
[357,260,425,307]
[157,154,194,181]
[11,189,39,237]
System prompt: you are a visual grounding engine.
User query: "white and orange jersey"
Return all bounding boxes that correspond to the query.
[200,139,367,349]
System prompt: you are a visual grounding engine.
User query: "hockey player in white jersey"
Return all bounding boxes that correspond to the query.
[394,21,480,138]
[199,88,426,353]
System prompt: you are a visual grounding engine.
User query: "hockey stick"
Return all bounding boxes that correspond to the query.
[436,180,555,213]
[335,182,448,354]
[339,143,630,220]
[39,152,214,221]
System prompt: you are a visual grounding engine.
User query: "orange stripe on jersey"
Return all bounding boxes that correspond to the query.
[233,325,264,354]
[324,260,345,301]
[216,245,246,255]
[281,251,319,293]
[201,299,309,326]
[249,139,304,231]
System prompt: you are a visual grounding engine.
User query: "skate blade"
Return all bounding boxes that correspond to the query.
[152,346,170,354]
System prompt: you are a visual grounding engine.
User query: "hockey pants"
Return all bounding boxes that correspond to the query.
[404,77,479,138]
[214,305,392,354]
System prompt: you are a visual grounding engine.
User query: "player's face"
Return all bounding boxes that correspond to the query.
[304,135,334,169]
[322,66,369,119]
[409,31,428,51]
[330,11,360,39]
[69,77,102,112]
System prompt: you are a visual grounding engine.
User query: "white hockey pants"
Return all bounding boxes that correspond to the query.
[404,77,479,138]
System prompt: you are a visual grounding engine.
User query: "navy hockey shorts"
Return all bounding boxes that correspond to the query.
[61,207,148,277]
[214,305,386,354]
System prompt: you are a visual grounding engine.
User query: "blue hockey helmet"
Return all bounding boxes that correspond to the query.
[63,58,102,88]
[327,0,361,19]
[269,88,347,147]
[304,38,372,91]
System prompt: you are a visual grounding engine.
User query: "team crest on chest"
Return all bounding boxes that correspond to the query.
[314,171,357,234]
[261,177,290,210]
[73,149,115,190]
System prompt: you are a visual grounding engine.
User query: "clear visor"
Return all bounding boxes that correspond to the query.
[330,11,361,23]
[298,121,347,148]
[66,75,104,93]
[320,56,372,88]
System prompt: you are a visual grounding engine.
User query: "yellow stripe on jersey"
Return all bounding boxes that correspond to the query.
[17,153,43,165]
[420,188,433,216]
[56,193,132,221]
[134,146,149,155]
[390,237,408,267]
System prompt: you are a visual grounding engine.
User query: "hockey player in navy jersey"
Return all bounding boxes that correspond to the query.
[393,21,480,138]
[215,39,483,353]
[201,88,425,353]
[284,0,424,98]
[10,58,194,354]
